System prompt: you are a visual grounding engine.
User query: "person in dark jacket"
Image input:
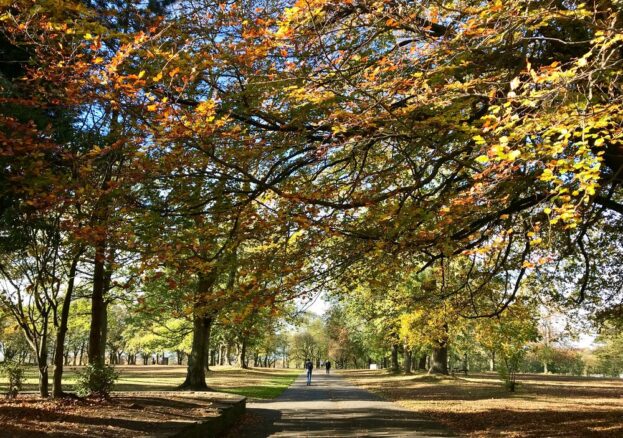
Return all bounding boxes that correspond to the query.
[325,360,331,374]
[305,359,313,385]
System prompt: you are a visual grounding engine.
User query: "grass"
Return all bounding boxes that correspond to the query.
[206,367,299,399]
[0,365,300,399]
[341,369,623,437]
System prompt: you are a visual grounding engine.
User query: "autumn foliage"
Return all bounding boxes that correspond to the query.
[1,0,622,397]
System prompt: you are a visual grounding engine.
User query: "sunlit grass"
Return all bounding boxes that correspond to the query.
[0,364,300,399]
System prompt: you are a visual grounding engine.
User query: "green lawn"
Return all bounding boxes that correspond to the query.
[215,369,299,398]
[0,365,300,399]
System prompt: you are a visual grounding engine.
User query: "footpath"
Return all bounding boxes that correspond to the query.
[236,372,453,437]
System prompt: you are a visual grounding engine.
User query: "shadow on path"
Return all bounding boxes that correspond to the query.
[237,373,453,437]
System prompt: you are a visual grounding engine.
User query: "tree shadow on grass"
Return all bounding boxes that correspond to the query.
[0,396,220,437]
[422,408,623,437]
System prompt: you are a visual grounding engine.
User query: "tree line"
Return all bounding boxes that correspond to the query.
[1,0,622,397]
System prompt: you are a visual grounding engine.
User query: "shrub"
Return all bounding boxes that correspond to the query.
[1,361,24,399]
[75,363,118,397]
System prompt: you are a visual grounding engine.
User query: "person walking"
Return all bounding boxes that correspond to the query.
[325,360,331,374]
[305,359,313,386]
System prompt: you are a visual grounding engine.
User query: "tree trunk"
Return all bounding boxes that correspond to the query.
[181,271,216,389]
[88,240,107,367]
[181,314,212,389]
[38,331,49,398]
[429,323,449,375]
[205,323,213,372]
[403,346,412,375]
[390,344,399,372]
[238,338,248,369]
[418,355,427,370]
[543,361,549,374]
[429,343,449,375]
[490,351,495,372]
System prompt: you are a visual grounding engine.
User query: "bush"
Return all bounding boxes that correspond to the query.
[75,364,118,397]
[1,361,24,399]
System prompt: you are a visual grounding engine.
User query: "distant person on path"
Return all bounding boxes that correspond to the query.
[305,359,313,386]
[325,360,331,374]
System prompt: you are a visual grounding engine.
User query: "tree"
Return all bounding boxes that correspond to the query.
[594,322,623,377]
[475,298,539,391]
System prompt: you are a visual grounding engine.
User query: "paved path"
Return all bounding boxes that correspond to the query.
[237,372,453,437]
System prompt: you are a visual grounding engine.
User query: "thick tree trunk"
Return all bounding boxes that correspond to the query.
[219,345,225,366]
[429,343,449,375]
[181,271,216,389]
[238,338,248,369]
[489,351,495,372]
[418,355,427,370]
[429,323,449,375]
[390,344,399,372]
[403,346,412,375]
[88,240,107,367]
[181,314,212,389]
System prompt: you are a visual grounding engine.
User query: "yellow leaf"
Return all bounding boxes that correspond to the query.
[138,70,145,79]
[475,155,489,164]
[147,104,158,111]
[473,135,486,145]
[153,72,163,82]
[508,150,521,160]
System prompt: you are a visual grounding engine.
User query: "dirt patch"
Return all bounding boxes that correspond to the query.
[0,392,239,437]
[342,370,623,437]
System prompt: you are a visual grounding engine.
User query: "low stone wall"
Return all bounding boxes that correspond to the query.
[170,392,246,438]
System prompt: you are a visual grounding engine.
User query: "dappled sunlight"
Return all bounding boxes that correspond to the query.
[344,370,623,437]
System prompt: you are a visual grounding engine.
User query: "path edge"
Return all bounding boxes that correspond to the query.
[170,395,246,438]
